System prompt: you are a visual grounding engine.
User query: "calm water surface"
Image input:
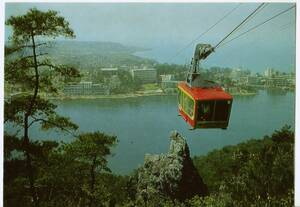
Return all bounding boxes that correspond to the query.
[9,90,295,174]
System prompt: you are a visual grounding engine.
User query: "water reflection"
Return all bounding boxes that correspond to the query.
[266,88,288,96]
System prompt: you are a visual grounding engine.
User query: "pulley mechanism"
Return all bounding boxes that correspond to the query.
[186,43,216,88]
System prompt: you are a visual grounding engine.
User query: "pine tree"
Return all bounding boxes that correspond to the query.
[5,8,80,207]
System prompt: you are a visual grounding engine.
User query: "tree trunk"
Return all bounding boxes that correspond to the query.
[22,30,40,207]
[88,156,97,207]
[24,114,39,207]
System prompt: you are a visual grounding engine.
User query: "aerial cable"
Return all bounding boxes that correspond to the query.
[231,3,268,34]
[214,3,265,49]
[216,3,268,48]
[218,5,296,49]
[168,3,241,62]
[279,20,295,31]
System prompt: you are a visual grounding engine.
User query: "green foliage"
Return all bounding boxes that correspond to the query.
[5,8,81,207]
[6,8,74,44]
[4,134,61,207]
[64,132,117,207]
[40,114,78,132]
[111,70,141,94]
[5,8,80,95]
[4,132,122,207]
[127,126,294,207]
[4,133,23,160]
[66,132,117,169]
[187,193,232,207]
[4,10,295,206]
[155,63,186,81]
[5,95,54,122]
[4,119,294,207]
[193,125,294,206]
[141,83,160,90]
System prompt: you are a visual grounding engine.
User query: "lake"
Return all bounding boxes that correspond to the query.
[7,90,295,175]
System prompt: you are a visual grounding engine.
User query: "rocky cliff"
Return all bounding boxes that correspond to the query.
[136,131,208,204]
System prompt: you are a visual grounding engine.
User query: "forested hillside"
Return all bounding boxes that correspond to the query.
[44,41,157,70]
[4,126,294,207]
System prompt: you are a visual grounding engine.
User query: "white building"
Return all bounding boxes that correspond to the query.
[264,68,276,77]
[160,74,175,82]
[63,81,108,95]
[131,68,157,83]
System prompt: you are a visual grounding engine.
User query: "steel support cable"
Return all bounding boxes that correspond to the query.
[214,3,265,49]
[279,20,295,31]
[220,3,268,44]
[216,3,268,48]
[168,3,241,62]
[218,5,296,49]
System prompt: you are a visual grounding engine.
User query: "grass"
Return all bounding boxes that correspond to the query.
[141,83,160,91]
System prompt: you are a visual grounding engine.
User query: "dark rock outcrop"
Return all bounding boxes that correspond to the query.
[137,131,208,204]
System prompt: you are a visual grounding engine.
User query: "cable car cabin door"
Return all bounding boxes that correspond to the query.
[196,99,232,129]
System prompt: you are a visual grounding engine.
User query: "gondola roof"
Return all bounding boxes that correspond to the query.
[178,82,233,101]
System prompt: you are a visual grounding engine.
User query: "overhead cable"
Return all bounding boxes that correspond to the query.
[214,3,265,49]
[168,3,241,62]
[219,5,296,48]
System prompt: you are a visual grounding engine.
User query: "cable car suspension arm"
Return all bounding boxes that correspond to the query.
[190,3,266,73]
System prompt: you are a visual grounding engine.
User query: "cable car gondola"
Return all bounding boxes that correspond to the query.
[178,44,233,129]
[176,3,295,129]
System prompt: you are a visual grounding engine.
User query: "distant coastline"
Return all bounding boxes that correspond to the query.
[10,88,293,101]
[47,92,167,100]
[45,91,259,100]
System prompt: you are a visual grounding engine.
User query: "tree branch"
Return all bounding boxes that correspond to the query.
[31,116,78,137]
[5,43,48,55]
[23,53,48,59]
[28,118,43,128]
[18,53,49,63]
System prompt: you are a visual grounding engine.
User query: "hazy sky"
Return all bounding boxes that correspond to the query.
[5,3,296,72]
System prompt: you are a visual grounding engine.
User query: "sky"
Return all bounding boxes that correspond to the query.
[4,2,296,72]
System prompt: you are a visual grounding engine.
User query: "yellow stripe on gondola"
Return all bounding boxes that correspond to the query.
[178,85,194,100]
[177,84,196,120]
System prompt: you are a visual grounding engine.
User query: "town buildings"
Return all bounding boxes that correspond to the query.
[131,68,157,83]
[63,81,109,96]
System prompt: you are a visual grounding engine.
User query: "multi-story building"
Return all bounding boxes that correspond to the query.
[81,81,93,90]
[161,81,178,89]
[160,74,178,89]
[230,68,251,81]
[160,74,175,82]
[265,76,295,88]
[131,68,157,83]
[63,81,109,96]
[92,84,109,95]
[264,68,277,77]
[239,76,261,85]
[63,83,84,95]
[263,69,295,88]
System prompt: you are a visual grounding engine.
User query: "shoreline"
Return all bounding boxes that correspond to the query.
[45,91,259,100]
[46,92,169,100]
[230,92,257,96]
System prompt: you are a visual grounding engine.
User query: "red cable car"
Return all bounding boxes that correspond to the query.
[178,44,233,129]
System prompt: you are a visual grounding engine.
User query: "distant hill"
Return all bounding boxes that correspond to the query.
[47,41,146,55]
[43,41,157,70]
[6,41,157,70]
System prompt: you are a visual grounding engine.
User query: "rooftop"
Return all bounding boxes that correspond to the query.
[178,81,232,101]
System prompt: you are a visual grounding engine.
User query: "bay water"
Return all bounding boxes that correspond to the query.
[6,90,295,174]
